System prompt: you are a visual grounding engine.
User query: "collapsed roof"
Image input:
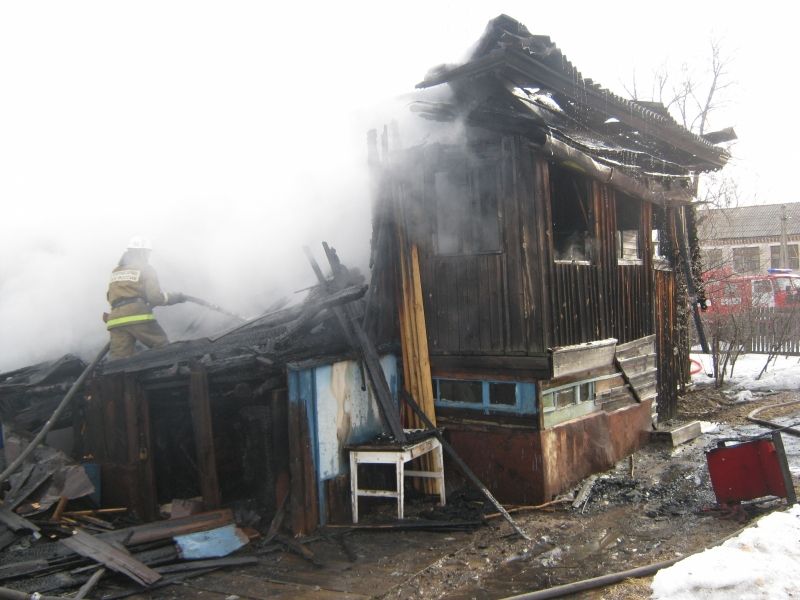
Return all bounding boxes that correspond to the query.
[413,15,731,180]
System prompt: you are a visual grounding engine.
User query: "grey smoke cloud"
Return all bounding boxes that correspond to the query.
[0,2,794,371]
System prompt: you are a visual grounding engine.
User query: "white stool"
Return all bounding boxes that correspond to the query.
[348,432,446,523]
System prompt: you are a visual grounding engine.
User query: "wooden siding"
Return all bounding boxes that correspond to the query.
[423,254,505,354]
[654,268,679,419]
[411,136,657,366]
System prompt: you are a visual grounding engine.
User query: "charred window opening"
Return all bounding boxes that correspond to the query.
[549,163,593,262]
[732,247,760,274]
[615,192,642,263]
[651,205,673,263]
[433,377,536,415]
[434,160,501,255]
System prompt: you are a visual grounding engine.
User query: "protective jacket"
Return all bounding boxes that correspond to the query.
[106,260,170,330]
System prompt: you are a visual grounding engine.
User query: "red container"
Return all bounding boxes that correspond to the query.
[706,436,793,504]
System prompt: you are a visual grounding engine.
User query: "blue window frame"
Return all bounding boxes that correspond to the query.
[432,378,537,415]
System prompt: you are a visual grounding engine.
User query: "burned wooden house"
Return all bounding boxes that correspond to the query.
[366,15,730,504]
[1,257,400,537]
[1,15,732,542]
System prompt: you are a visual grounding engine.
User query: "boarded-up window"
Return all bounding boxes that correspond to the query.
[549,163,593,262]
[434,161,500,255]
[615,192,641,262]
[732,247,760,274]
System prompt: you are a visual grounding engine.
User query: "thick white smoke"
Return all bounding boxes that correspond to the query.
[0,2,791,371]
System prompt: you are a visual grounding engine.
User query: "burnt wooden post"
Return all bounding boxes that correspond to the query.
[122,375,157,521]
[287,371,319,535]
[188,364,221,510]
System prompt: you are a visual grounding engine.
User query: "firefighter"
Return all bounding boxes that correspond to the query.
[105,236,186,359]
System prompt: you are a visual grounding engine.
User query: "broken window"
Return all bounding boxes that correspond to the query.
[549,163,593,262]
[541,381,594,413]
[540,379,597,427]
[615,192,642,262]
[732,247,760,274]
[770,244,799,270]
[651,205,673,264]
[433,160,501,255]
[433,378,536,415]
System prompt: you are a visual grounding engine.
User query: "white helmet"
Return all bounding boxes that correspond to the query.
[127,235,153,250]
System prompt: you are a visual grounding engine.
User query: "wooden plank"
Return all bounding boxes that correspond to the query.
[0,507,40,534]
[61,530,161,586]
[3,463,56,511]
[189,365,221,510]
[99,509,234,546]
[156,556,258,575]
[650,421,702,446]
[287,370,318,535]
[550,338,617,379]
[501,136,526,352]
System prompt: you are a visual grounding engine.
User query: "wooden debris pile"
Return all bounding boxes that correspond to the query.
[0,507,256,598]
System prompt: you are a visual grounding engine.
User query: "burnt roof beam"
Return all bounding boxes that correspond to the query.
[418,47,728,170]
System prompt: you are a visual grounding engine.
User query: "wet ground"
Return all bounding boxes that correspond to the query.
[120,388,799,600]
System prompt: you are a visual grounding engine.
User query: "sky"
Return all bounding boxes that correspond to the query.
[0,1,795,371]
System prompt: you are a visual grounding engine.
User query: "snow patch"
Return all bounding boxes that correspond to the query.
[691,353,800,392]
[651,505,800,599]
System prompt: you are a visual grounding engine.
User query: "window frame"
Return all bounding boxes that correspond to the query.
[615,192,643,265]
[540,378,601,428]
[432,377,537,415]
[540,379,596,414]
[770,244,800,270]
[732,246,761,274]
[549,163,595,265]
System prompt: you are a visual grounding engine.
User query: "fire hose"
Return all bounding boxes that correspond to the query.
[183,295,247,323]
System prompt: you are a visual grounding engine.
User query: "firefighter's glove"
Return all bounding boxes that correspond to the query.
[167,292,187,305]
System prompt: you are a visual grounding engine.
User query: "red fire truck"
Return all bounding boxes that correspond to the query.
[704,268,800,315]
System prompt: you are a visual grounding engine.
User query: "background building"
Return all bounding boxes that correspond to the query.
[698,203,800,274]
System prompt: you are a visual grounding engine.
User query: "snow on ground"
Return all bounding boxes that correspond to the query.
[691,352,800,392]
[653,351,800,598]
[651,504,800,600]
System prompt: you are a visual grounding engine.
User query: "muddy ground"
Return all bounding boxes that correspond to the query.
[108,388,800,599]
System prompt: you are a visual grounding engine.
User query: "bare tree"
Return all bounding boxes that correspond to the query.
[623,40,734,138]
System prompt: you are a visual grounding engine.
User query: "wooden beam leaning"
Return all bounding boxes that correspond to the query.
[394,193,437,493]
[304,245,406,442]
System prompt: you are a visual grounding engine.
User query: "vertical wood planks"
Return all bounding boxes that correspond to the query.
[189,365,221,511]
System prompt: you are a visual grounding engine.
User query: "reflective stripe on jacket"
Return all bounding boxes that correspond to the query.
[107,259,168,329]
[106,313,157,330]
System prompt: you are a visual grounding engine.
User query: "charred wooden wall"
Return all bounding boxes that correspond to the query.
[402,135,656,372]
[79,370,288,522]
[654,268,679,419]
